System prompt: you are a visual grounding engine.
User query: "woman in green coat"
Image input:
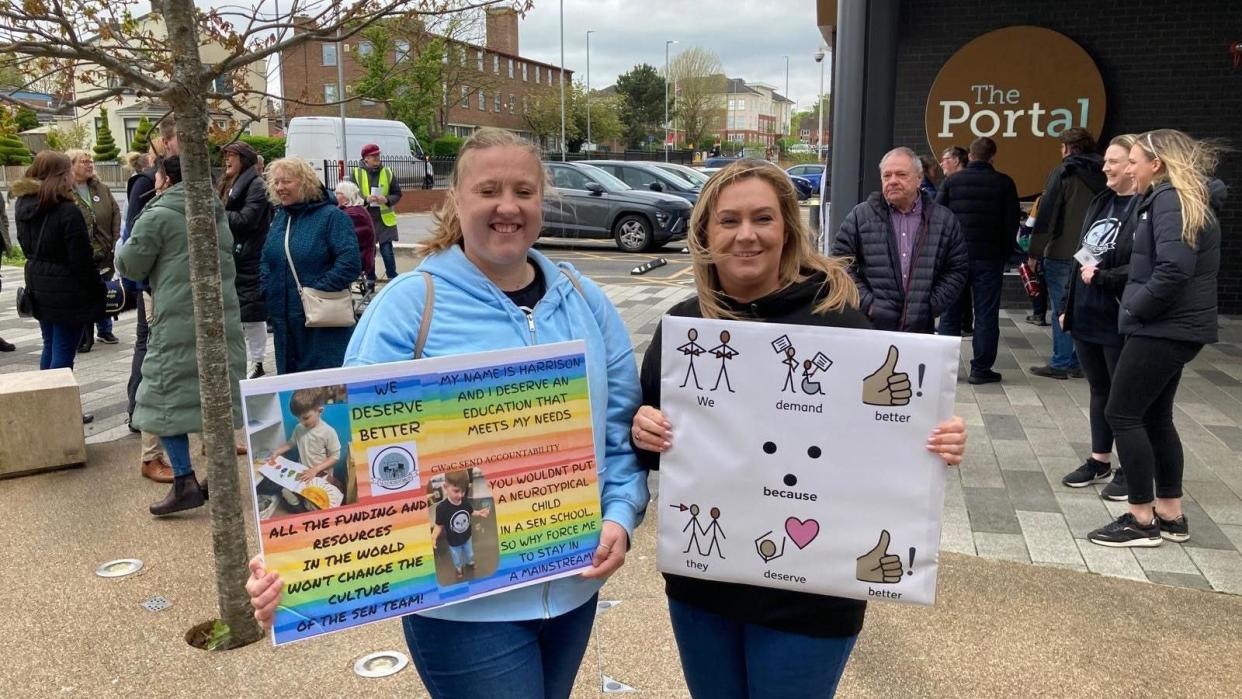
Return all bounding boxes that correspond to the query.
[116,156,246,516]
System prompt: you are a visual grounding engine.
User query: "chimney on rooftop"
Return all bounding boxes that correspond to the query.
[485,7,519,56]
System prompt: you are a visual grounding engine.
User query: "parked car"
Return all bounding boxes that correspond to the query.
[590,161,701,205]
[542,161,693,252]
[652,162,710,188]
[787,173,814,201]
[786,163,825,191]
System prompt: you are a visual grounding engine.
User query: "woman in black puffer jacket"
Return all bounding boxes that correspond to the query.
[218,141,273,379]
[1087,129,1226,549]
[15,151,105,371]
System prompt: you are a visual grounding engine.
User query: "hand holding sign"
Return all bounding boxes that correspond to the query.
[862,345,912,406]
[856,529,904,583]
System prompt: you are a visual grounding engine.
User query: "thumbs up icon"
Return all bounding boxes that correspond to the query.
[862,345,912,406]
[856,529,904,584]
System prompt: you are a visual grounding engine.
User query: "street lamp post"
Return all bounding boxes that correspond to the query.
[664,39,677,162]
[783,55,789,142]
[815,47,826,160]
[558,0,566,161]
[586,30,594,151]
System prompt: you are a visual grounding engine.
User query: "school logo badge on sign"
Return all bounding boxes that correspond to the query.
[369,443,419,493]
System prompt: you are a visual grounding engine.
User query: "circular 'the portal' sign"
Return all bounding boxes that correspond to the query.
[925,26,1106,196]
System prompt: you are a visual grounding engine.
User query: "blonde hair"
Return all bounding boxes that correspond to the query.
[1109,134,1138,151]
[421,128,549,255]
[1134,129,1222,248]
[125,151,149,171]
[264,157,326,205]
[689,159,859,319]
[65,149,91,165]
[334,180,365,206]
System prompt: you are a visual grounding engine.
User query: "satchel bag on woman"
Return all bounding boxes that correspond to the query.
[283,217,355,328]
[15,219,47,318]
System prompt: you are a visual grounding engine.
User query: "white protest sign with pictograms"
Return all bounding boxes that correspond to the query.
[656,316,960,606]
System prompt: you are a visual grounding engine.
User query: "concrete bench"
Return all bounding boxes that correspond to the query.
[0,368,87,478]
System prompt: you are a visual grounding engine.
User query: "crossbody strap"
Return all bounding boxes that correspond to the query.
[282,217,303,292]
[412,266,584,360]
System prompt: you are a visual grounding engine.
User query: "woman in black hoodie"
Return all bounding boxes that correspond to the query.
[1058,134,1139,499]
[15,151,105,372]
[629,160,966,697]
[1087,129,1225,548]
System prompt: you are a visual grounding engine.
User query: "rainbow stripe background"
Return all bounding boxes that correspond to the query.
[264,349,600,644]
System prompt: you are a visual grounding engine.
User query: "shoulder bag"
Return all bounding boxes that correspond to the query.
[15,219,47,318]
[284,216,356,328]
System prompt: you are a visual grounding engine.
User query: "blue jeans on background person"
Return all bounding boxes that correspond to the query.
[449,538,475,572]
[401,593,597,699]
[97,316,113,337]
[38,320,84,370]
[938,258,1004,376]
[158,434,194,477]
[1042,258,1078,370]
[378,241,397,279]
[668,599,858,698]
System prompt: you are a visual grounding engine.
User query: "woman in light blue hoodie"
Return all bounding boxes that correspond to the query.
[246,128,648,698]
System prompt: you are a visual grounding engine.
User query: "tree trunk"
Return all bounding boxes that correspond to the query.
[163,0,263,648]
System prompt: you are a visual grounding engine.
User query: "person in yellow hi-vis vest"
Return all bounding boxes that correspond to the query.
[352,143,404,281]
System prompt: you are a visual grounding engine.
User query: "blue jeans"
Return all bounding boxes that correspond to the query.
[449,538,475,572]
[38,320,84,370]
[379,241,397,279]
[938,258,1004,374]
[401,593,597,699]
[159,434,194,477]
[97,316,113,336]
[668,599,858,698]
[1042,258,1078,370]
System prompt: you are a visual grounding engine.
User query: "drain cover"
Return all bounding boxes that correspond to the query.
[602,675,636,693]
[96,559,143,578]
[353,651,409,678]
[141,596,172,612]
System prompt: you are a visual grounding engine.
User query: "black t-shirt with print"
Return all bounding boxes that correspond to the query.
[1072,194,1135,346]
[436,498,474,546]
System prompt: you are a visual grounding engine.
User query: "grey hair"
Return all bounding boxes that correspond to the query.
[879,147,923,178]
[334,180,365,206]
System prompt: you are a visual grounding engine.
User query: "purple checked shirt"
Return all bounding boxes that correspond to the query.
[887,196,923,286]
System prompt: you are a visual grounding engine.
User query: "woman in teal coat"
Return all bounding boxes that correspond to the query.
[116,156,246,516]
[260,157,362,374]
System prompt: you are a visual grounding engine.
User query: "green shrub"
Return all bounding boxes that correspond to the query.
[0,132,33,165]
[430,135,464,157]
[239,134,286,163]
[93,108,121,162]
[129,117,153,155]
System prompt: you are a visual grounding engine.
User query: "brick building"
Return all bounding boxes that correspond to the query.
[818,0,1242,311]
[279,8,572,147]
[719,78,793,147]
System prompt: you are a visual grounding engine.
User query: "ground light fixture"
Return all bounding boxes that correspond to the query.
[95,558,143,578]
[353,650,410,678]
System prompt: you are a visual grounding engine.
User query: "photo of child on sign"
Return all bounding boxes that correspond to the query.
[246,386,354,520]
[428,469,500,585]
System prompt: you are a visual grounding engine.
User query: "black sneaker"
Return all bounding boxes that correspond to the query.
[1030,364,1069,379]
[1100,468,1128,501]
[1025,314,1048,326]
[1156,513,1190,543]
[1062,459,1111,488]
[97,332,120,344]
[968,370,1002,385]
[1068,367,1084,379]
[1088,513,1162,548]
[248,362,266,380]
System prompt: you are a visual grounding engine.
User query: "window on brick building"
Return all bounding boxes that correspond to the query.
[535,65,540,82]
[493,54,500,74]
[509,95,515,114]
[522,63,528,81]
[479,89,486,111]
[324,83,338,102]
[358,40,373,57]
[322,44,337,66]
[396,40,410,62]
[477,49,484,72]
[442,82,448,105]
[508,59,514,79]
[494,94,501,112]
[548,69,553,85]
[461,86,470,108]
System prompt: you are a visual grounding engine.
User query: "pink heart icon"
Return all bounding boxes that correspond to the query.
[785,517,820,549]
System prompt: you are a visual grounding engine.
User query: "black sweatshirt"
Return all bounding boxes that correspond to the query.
[1062,191,1136,346]
[635,271,873,638]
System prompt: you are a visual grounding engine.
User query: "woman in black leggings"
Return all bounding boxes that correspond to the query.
[1087,129,1225,548]
[1058,134,1139,499]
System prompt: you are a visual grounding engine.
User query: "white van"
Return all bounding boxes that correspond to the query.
[284,116,431,183]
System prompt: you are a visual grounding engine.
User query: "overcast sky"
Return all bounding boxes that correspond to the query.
[513,0,832,111]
